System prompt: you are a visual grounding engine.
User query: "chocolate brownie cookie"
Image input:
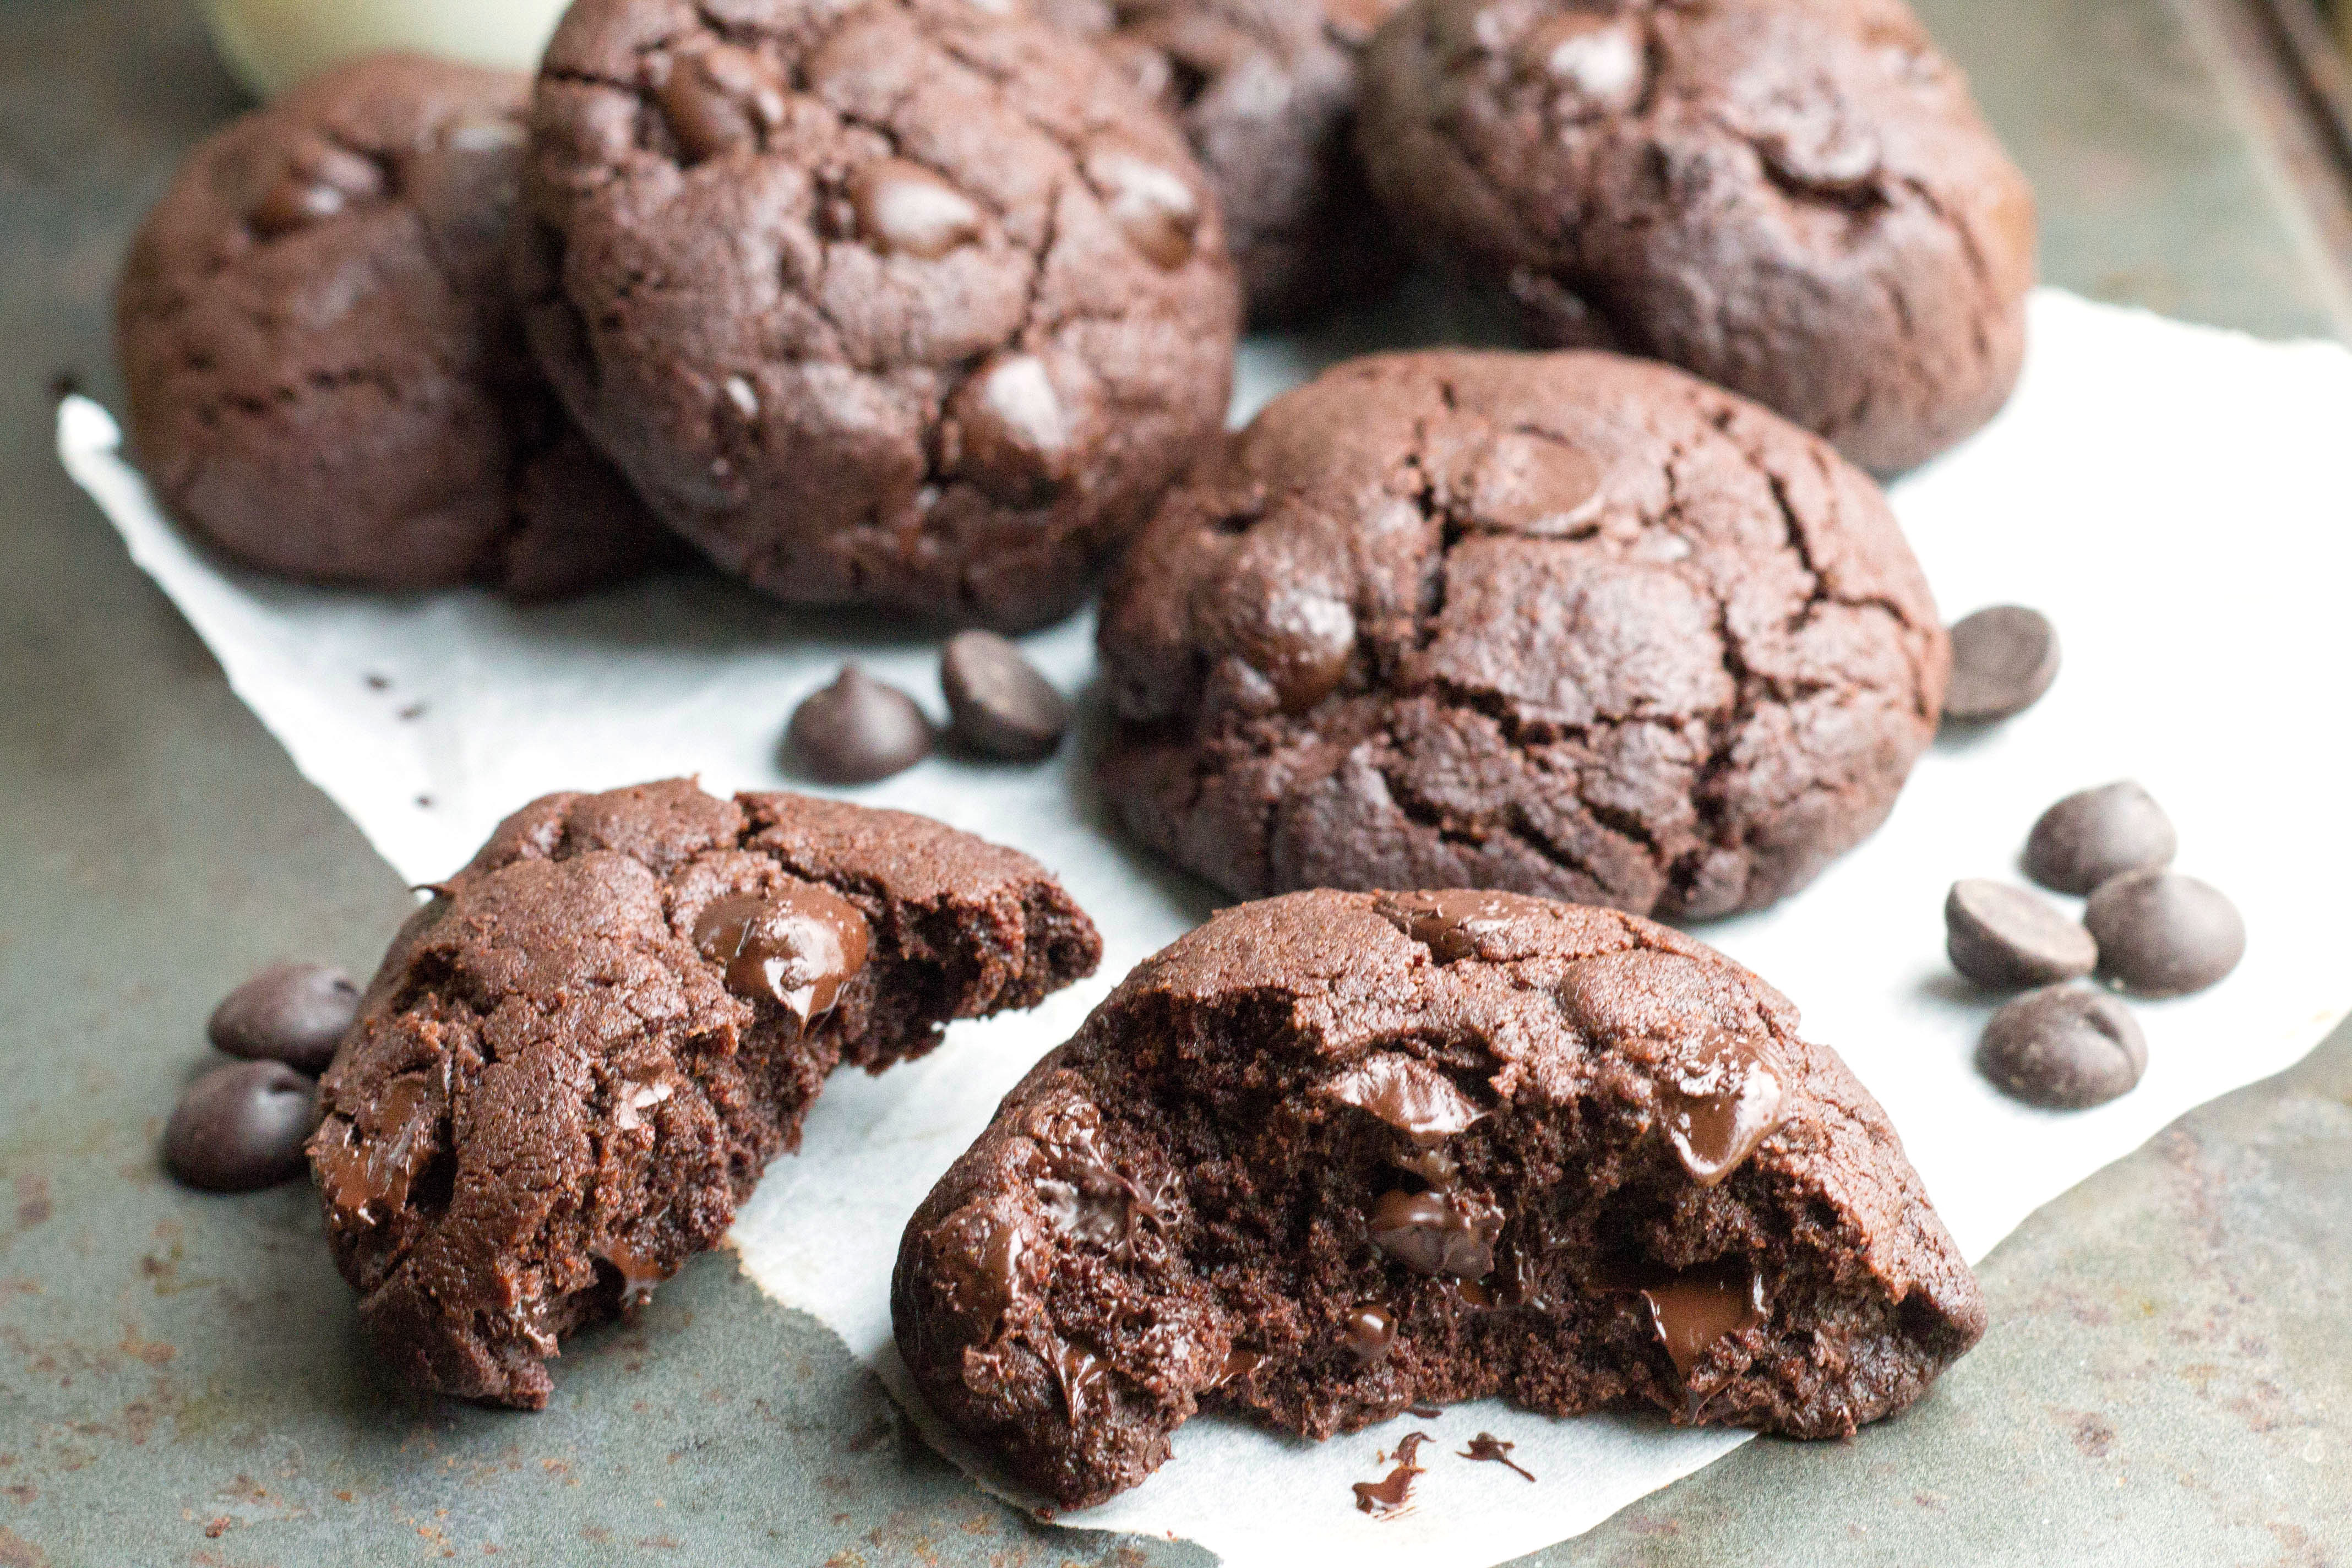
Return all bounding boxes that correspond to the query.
[114,53,676,597]
[894,890,1984,1507]
[1097,350,1948,920]
[1355,0,2035,474]
[311,778,1100,1408]
[1039,0,1407,324]
[518,0,1242,633]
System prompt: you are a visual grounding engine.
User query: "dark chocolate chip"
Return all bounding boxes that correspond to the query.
[250,139,384,237]
[945,353,1076,503]
[656,43,787,163]
[164,1060,318,1191]
[2023,781,2177,895]
[786,665,932,783]
[1085,149,1200,269]
[940,630,1069,761]
[206,961,360,1074]
[2085,870,2246,997]
[1640,1261,1767,1379]
[1942,605,2060,721]
[849,157,983,260]
[1653,1028,1785,1185]
[1977,983,2147,1107]
[1341,1302,1397,1364]
[1943,879,2098,990]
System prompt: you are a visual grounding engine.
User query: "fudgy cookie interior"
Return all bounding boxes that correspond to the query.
[896,891,1983,1507]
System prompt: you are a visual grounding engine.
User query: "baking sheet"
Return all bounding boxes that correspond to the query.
[58,287,2352,1568]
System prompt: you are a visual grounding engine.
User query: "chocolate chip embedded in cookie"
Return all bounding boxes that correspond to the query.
[1096,350,1950,919]
[114,53,678,597]
[517,0,1241,633]
[1354,0,2035,473]
[892,890,1984,1509]
[1039,0,1410,324]
[312,778,1101,1408]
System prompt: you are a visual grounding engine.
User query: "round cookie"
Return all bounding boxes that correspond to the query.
[1039,0,1408,324]
[1097,350,1950,920]
[518,0,1243,633]
[1355,0,2035,474]
[894,889,1985,1507]
[114,53,676,598]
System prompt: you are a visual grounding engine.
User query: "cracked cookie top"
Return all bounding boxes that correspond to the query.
[1037,0,1408,324]
[1097,349,1948,921]
[518,0,1242,632]
[1355,0,2035,474]
[113,53,676,598]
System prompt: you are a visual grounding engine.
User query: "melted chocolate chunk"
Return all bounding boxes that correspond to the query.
[849,157,983,259]
[596,1235,671,1308]
[1032,1108,1166,1257]
[1636,1261,1767,1379]
[1460,1431,1534,1481]
[1342,1302,1397,1364]
[1368,1186,1501,1279]
[1086,149,1200,268]
[1375,889,1537,962]
[657,43,788,163]
[1212,1347,1264,1387]
[314,1074,440,1223]
[692,885,871,1028]
[1053,1339,1113,1422]
[1654,1028,1785,1185]
[1352,1430,1433,1516]
[1324,1053,1485,1143]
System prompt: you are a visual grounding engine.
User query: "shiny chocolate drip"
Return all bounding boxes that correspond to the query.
[1656,1027,1786,1185]
[1460,1432,1535,1481]
[1351,1431,1432,1517]
[1029,1106,1168,1260]
[692,885,870,1030]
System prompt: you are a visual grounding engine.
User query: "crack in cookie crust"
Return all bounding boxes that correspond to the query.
[1097,349,1948,921]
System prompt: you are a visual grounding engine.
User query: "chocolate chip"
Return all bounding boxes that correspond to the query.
[940,631,1069,761]
[656,43,788,163]
[849,157,983,260]
[1943,879,2097,990]
[785,665,933,783]
[946,353,1076,503]
[164,1060,319,1191]
[1976,983,2147,1108]
[1942,605,2060,722]
[2023,781,2177,895]
[206,962,360,1074]
[1085,149,1200,269]
[1341,1302,1397,1364]
[251,138,384,236]
[2085,870,2245,997]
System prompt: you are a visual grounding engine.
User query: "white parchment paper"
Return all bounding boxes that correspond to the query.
[59,289,2352,1568]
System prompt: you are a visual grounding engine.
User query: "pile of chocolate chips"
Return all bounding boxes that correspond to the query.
[163,962,361,1190]
[1943,782,2245,1108]
[784,631,1071,784]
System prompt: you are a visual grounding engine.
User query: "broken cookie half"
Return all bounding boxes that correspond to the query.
[312,778,1101,1408]
[892,888,1981,1509]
